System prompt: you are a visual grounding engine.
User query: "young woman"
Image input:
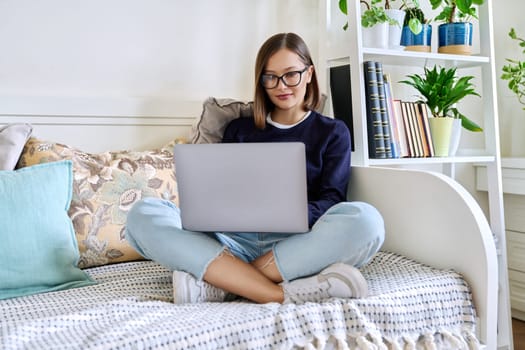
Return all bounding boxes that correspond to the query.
[125,33,385,304]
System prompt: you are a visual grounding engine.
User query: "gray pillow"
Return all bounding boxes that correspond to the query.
[190,97,253,144]
[0,123,33,170]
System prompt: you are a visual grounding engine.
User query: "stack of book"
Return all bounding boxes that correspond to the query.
[363,60,435,159]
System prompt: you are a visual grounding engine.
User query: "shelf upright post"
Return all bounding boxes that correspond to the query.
[347,0,369,166]
[479,0,512,348]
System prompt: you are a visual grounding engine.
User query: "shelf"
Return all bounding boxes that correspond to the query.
[326,48,490,68]
[367,155,495,166]
[320,0,510,346]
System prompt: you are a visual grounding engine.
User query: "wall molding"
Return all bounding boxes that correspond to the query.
[0,96,204,119]
[0,115,195,127]
[0,96,201,152]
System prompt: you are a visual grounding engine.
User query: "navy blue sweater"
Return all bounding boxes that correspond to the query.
[222,111,352,227]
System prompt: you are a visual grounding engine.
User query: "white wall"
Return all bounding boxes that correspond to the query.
[493,0,525,157]
[0,0,318,110]
[0,0,318,150]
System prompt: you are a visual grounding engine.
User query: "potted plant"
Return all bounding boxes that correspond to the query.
[360,0,399,49]
[338,0,396,49]
[430,0,484,55]
[399,65,482,156]
[383,0,408,49]
[501,28,525,110]
[400,7,432,52]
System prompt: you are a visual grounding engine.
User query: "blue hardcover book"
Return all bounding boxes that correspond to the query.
[363,61,386,159]
[375,62,393,158]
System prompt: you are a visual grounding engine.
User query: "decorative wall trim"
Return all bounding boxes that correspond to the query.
[0,115,195,127]
[0,96,201,149]
[0,96,204,119]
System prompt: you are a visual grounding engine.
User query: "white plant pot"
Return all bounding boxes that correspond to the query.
[362,22,389,49]
[448,118,462,156]
[385,9,406,49]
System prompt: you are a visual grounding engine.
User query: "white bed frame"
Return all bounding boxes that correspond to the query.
[9,120,498,348]
[348,166,498,349]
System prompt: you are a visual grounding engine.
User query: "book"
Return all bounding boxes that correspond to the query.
[413,102,430,157]
[400,101,416,157]
[417,103,435,157]
[383,74,403,158]
[375,62,393,158]
[394,101,436,158]
[329,64,355,151]
[405,102,420,157]
[392,99,410,157]
[363,61,386,159]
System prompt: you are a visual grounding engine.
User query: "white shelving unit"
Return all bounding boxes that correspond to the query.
[317,0,512,348]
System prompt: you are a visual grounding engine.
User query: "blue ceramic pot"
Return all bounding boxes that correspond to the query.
[401,24,432,48]
[438,22,473,54]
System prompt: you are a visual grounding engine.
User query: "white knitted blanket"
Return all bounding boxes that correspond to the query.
[0,251,479,349]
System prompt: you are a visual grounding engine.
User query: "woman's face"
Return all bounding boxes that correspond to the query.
[263,48,313,114]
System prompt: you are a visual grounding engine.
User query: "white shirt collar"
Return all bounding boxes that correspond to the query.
[266,111,311,129]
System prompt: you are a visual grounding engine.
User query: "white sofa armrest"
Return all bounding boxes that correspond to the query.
[347,166,498,348]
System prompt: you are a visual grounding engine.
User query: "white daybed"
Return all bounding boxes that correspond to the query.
[0,100,498,348]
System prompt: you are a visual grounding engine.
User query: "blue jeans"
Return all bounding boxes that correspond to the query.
[125,198,385,281]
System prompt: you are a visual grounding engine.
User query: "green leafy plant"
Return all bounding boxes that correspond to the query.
[400,65,483,131]
[403,6,427,35]
[430,0,484,23]
[338,0,350,30]
[361,0,397,28]
[387,0,424,34]
[383,0,420,10]
[339,0,422,32]
[501,28,525,110]
[339,0,396,30]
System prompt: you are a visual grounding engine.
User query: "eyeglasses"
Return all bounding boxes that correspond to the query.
[260,66,309,89]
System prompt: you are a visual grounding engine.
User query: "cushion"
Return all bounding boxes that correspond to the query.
[0,160,95,300]
[17,138,182,268]
[190,96,327,144]
[0,123,33,170]
[190,97,253,144]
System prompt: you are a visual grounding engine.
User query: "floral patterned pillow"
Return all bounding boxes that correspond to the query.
[16,138,182,268]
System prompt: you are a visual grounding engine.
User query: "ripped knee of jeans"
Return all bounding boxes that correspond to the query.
[217,247,235,259]
[259,255,275,270]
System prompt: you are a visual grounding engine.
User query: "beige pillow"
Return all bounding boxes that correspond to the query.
[0,123,33,170]
[190,97,253,144]
[17,138,182,268]
[190,96,327,144]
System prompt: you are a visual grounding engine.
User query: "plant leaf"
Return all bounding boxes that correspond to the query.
[408,18,423,34]
[461,115,483,132]
[339,0,347,15]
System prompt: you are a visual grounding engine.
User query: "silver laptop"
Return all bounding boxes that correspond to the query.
[173,142,309,233]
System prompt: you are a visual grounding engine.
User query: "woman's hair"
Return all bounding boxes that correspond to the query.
[253,33,321,129]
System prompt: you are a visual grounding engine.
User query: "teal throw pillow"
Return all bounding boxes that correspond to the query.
[0,160,95,300]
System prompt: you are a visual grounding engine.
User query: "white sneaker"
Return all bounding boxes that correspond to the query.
[172,270,227,304]
[281,263,368,304]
